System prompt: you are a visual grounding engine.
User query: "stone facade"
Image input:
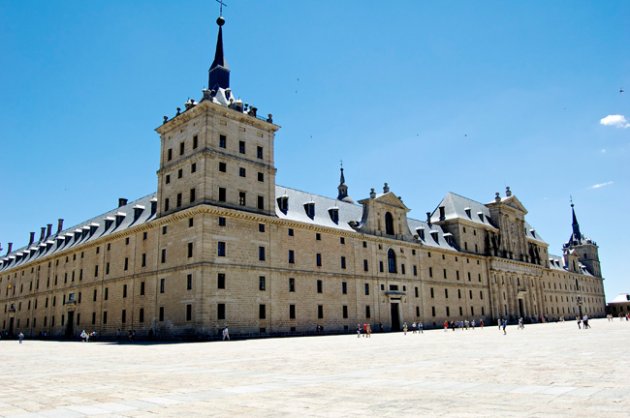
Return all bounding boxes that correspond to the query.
[0,16,606,339]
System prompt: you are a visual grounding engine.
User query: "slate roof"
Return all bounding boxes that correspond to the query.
[548,253,593,276]
[430,192,546,244]
[609,293,630,304]
[0,194,157,273]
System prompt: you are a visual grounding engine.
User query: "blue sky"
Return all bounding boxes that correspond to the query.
[1,1,628,299]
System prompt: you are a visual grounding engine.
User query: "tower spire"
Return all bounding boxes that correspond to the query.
[337,162,352,202]
[570,198,582,242]
[208,4,230,91]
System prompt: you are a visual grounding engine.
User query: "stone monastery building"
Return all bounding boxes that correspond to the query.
[0,15,606,339]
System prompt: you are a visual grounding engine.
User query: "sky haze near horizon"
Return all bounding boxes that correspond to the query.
[0,1,628,299]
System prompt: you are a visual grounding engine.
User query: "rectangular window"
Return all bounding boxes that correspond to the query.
[259,223,265,233]
[445,289,449,298]
[446,306,450,316]
[167,148,172,161]
[179,142,184,155]
[186,304,192,321]
[93,290,97,302]
[188,242,194,258]
[257,146,263,159]
[218,242,226,257]
[317,305,324,319]
[164,198,170,211]
[257,172,264,182]
[219,134,226,148]
[122,309,127,324]
[187,274,193,290]
[218,187,226,202]
[104,287,109,301]
[366,305,371,318]
[429,267,433,278]
[340,256,346,269]
[123,284,128,298]
[430,287,434,298]
[219,162,227,172]
[91,312,95,325]
[239,167,246,177]
[166,174,171,184]
[288,250,295,264]
[288,228,294,236]
[162,226,168,234]
[177,193,182,207]
[217,273,226,289]
[217,303,226,320]
[123,257,129,271]
[379,261,384,273]
[317,279,323,293]
[443,269,447,279]
[363,259,369,272]
[342,281,347,294]
[161,249,166,263]
[258,246,266,261]
[191,163,197,173]
[415,287,419,298]
[413,265,417,276]
[239,140,245,154]
[316,253,322,267]
[218,216,226,226]
[189,217,194,227]
[159,307,164,321]
[160,278,165,294]
[190,188,196,203]
[139,308,144,323]
[105,262,110,275]
[103,311,108,324]
[259,304,266,319]
[289,278,295,292]
[94,265,99,277]
[140,281,145,296]
[141,253,146,267]
[259,276,266,291]
[239,192,246,206]
[257,196,264,210]
[342,305,348,319]
[364,283,370,295]
[289,304,296,319]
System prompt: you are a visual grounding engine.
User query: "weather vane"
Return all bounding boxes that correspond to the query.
[340,159,343,169]
[570,195,573,206]
[216,0,227,16]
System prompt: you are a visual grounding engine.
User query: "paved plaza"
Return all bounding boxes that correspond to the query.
[2,319,629,417]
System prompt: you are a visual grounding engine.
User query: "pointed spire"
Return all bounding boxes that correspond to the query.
[571,201,582,242]
[336,163,353,202]
[208,16,230,91]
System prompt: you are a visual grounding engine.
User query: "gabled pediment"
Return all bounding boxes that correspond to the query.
[373,192,410,211]
[501,196,528,214]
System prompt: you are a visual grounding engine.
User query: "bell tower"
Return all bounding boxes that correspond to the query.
[155,12,280,218]
[564,201,601,277]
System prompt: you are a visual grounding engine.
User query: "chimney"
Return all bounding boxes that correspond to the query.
[39,227,46,242]
[426,212,432,227]
[439,206,445,221]
[46,224,52,238]
[57,218,64,234]
[118,197,128,208]
[7,242,13,255]
[383,183,390,193]
[29,232,35,246]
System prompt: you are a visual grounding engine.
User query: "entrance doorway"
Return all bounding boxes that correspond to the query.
[65,311,75,338]
[390,303,400,331]
[518,299,524,318]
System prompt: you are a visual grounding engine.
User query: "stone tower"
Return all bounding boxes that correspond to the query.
[563,202,601,277]
[155,15,280,218]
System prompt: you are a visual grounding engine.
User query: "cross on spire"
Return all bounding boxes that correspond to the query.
[216,0,227,16]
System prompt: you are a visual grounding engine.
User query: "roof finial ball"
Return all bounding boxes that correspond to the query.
[216,16,225,26]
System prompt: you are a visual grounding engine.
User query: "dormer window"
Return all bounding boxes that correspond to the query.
[430,230,439,243]
[277,196,289,214]
[115,212,126,228]
[304,202,315,219]
[133,205,145,222]
[105,217,115,230]
[464,207,471,218]
[416,227,425,241]
[328,208,339,224]
[443,233,454,246]
[477,212,484,222]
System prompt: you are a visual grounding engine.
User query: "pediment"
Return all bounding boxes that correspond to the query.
[502,196,528,214]
[373,192,410,211]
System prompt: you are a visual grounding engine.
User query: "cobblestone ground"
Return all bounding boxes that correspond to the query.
[1,318,629,417]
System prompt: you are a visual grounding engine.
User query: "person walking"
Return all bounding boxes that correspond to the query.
[418,322,424,334]
[576,316,582,329]
[18,332,24,344]
[222,326,230,341]
[402,322,408,335]
[502,319,507,335]
[357,323,362,338]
